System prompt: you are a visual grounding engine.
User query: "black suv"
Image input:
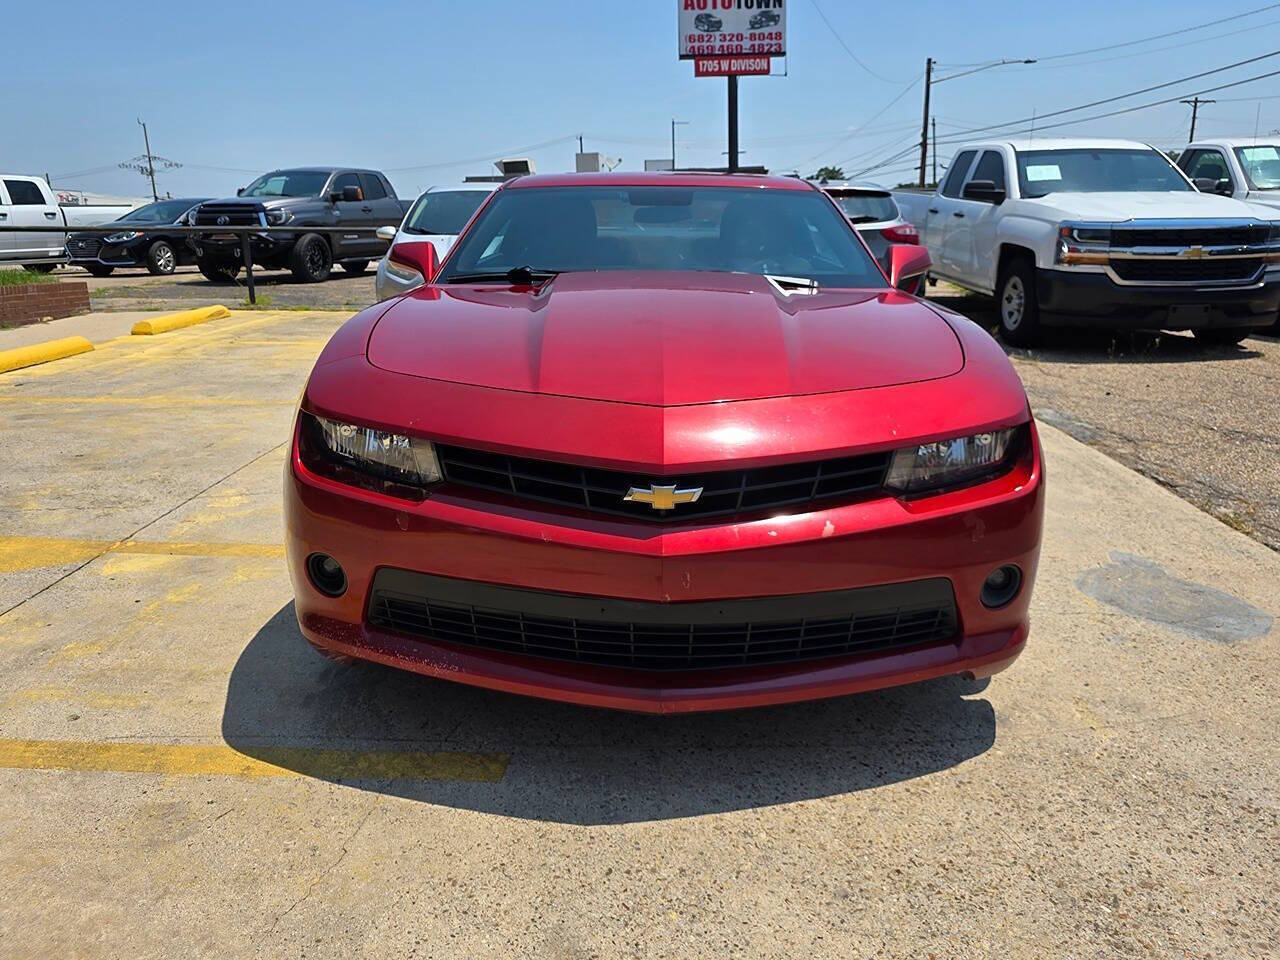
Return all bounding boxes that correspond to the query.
[694,13,723,31]
[749,10,781,29]
[188,168,409,283]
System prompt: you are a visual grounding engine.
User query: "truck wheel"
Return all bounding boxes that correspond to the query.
[198,258,241,283]
[146,240,177,276]
[85,264,115,278]
[1193,328,1252,347]
[996,258,1041,347]
[23,263,56,274]
[290,234,333,283]
[340,260,370,275]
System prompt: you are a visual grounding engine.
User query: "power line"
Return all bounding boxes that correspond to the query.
[1018,16,1280,71]
[791,78,921,170]
[807,0,907,83]
[383,135,580,173]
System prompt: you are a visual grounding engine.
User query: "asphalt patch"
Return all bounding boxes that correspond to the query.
[1077,551,1273,644]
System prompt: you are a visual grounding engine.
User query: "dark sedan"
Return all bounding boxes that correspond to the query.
[65,198,209,276]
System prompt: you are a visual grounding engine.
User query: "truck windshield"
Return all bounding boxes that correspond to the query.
[1015,149,1192,198]
[1234,145,1280,190]
[439,185,886,288]
[241,171,330,198]
[118,200,196,223]
[403,190,490,236]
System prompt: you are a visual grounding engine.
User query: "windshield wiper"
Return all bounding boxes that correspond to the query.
[447,266,560,285]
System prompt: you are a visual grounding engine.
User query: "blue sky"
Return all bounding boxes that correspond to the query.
[5,0,1279,200]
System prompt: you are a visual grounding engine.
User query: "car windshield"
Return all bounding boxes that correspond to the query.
[1234,145,1280,190]
[241,171,329,198]
[826,190,898,223]
[118,199,196,223]
[1015,149,1192,198]
[403,190,490,236]
[439,185,886,287]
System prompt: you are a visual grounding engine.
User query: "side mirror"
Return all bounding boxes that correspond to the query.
[388,240,439,286]
[962,179,1006,204]
[376,225,398,243]
[1193,177,1216,192]
[1215,178,1234,196]
[236,187,245,197]
[887,244,931,293]
[329,185,361,203]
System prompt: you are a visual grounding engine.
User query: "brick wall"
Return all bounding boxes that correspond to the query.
[0,282,91,329]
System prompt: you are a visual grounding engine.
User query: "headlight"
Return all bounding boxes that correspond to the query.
[265,208,293,226]
[104,231,142,244]
[884,426,1024,496]
[1056,222,1111,265]
[299,412,441,497]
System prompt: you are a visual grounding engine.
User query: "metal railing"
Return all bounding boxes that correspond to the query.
[1,224,390,304]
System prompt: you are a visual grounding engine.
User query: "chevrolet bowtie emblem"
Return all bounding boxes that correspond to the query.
[1183,245,1207,259]
[624,483,704,511]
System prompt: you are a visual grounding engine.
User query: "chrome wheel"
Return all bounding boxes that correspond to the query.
[1001,275,1026,330]
[155,244,175,273]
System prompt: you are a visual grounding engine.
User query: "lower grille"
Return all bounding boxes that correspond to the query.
[437,445,891,522]
[1111,258,1262,284]
[67,238,102,258]
[367,570,959,672]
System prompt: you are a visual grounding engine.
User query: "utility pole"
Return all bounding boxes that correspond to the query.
[727,76,740,173]
[1181,98,1215,141]
[931,118,937,187]
[578,135,584,154]
[670,119,690,171]
[918,58,933,188]
[138,118,158,202]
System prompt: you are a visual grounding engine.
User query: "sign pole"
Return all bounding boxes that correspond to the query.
[728,75,740,174]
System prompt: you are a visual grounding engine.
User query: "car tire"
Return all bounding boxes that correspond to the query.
[85,264,115,278]
[23,263,56,274]
[290,234,333,283]
[1193,328,1252,347]
[996,257,1042,347]
[146,240,177,276]
[198,257,242,283]
[339,259,370,275]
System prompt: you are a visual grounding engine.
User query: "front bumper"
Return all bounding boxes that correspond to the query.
[285,422,1045,714]
[1036,267,1280,329]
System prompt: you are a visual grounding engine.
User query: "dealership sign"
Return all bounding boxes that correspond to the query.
[694,55,771,76]
[678,0,786,61]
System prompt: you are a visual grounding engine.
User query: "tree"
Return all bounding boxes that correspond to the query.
[811,166,846,182]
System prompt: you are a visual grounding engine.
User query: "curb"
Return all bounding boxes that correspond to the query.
[131,305,230,336]
[0,337,94,375]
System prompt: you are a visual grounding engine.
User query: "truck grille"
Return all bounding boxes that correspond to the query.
[66,238,102,259]
[436,445,892,522]
[1111,258,1264,284]
[194,203,263,227]
[1111,225,1269,248]
[367,571,959,672]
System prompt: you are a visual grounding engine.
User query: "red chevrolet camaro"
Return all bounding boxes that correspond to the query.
[285,172,1044,714]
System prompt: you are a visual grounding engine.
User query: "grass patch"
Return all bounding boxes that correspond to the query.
[0,268,59,286]
[238,294,274,309]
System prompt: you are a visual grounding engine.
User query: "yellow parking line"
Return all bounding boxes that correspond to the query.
[0,535,284,574]
[0,738,509,782]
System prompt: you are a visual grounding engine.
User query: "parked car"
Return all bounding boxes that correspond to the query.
[815,180,919,274]
[188,168,411,284]
[1,174,136,271]
[374,184,497,301]
[694,13,723,31]
[1179,139,1280,211]
[749,10,781,29]
[65,198,209,277]
[286,172,1044,713]
[894,138,1280,346]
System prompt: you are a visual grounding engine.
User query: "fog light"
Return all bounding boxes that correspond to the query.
[981,565,1022,609]
[306,553,347,597]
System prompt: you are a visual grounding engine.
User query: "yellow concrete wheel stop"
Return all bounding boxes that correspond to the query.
[131,305,231,336]
[0,337,95,374]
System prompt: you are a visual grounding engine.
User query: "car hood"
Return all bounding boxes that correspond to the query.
[367,271,964,406]
[1018,191,1275,221]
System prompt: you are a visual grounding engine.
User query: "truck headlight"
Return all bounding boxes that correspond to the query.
[1056,223,1111,265]
[103,231,142,244]
[884,426,1025,496]
[298,412,441,497]
[265,209,293,226]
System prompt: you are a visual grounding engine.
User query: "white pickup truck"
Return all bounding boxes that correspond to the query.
[894,138,1280,345]
[1178,139,1280,212]
[1,174,135,271]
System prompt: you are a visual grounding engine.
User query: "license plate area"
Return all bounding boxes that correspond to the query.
[1168,304,1213,326]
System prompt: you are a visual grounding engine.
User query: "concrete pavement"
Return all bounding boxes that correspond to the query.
[0,309,1276,958]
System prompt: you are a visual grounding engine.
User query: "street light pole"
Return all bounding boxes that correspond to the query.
[728,76,740,173]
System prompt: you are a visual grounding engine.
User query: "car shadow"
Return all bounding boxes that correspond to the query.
[928,289,1269,364]
[221,604,997,825]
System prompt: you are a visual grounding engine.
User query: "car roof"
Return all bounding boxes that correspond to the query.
[964,137,1156,152]
[505,171,813,191]
[1187,138,1280,148]
[421,183,501,194]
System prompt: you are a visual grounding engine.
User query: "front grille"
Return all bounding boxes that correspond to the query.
[194,203,263,227]
[367,570,959,672]
[67,238,101,259]
[436,445,892,522]
[1111,225,1268,248]
[1111,257,1263,284]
